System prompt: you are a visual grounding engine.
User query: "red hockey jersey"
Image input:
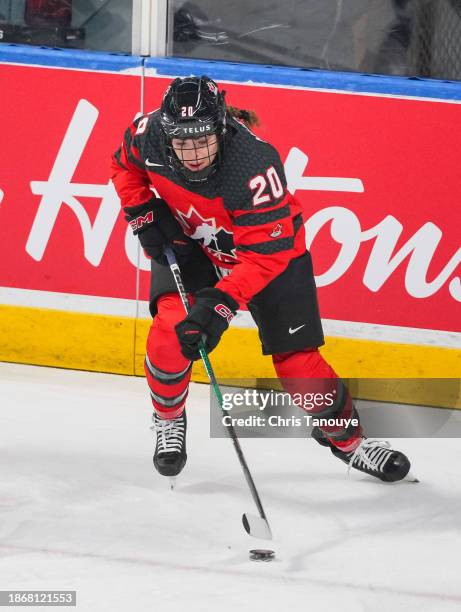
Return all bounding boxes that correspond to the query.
[111,112,306,307]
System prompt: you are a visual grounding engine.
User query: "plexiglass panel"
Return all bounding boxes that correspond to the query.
[0,0,133,53]
[167,0,461,81]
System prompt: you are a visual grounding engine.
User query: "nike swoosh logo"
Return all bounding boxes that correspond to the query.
[145,159,163,167]
[289,324,306,334]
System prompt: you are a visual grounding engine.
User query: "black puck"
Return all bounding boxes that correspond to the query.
[249,549,275,562]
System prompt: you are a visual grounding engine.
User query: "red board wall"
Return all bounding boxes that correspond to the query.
[1,62,459,333]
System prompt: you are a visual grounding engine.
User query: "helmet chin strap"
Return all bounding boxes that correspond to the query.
[176,160,217,183]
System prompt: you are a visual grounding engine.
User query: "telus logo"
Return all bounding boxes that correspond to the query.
[180,125,212,135]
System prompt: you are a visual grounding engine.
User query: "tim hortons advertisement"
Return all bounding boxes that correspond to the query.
[0,64,459,334]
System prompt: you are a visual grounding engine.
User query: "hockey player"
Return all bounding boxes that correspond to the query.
[111,76,412,484]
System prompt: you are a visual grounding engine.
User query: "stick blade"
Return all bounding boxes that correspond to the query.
[242,513,272,540]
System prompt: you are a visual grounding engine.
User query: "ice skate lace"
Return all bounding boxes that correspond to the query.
[151,414,185,455]
[347,439,393,476]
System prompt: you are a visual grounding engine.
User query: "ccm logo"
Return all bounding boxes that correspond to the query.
[214,304,234,323]
[129,211,153,231]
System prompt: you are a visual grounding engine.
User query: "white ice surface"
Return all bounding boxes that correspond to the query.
[1,362,460,612]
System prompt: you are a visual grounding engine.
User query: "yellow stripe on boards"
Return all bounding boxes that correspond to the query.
[134,320,276,380]
[1,305,459,408]
[135,323,460,409]
[320,335,460,378]
[320,335,461,409]
[0,305,135,375]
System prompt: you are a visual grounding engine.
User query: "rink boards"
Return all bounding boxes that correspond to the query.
[0,45,460,407]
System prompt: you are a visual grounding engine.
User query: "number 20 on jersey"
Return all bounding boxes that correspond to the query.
[249,166,284,206]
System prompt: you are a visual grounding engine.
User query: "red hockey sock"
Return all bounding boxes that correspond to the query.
[272,349,362,452]
[145,293,192,419]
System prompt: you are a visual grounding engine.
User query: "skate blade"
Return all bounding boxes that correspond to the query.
[168,477,177,490]
[242,513,272,540]
[405,470,419,483]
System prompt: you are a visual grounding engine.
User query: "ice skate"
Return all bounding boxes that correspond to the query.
[151,411,187,478]
[312,427,415,483]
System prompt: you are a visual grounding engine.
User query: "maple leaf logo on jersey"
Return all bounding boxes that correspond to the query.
[175,206,237,264]
[270,223,283,238]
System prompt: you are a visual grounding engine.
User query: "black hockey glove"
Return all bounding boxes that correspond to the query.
[175,287,239,361]
[124,198,194,266]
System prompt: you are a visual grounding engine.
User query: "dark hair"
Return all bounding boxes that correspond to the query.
[227,105,260,128]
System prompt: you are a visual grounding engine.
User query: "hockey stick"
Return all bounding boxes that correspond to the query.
[163,246,272,540]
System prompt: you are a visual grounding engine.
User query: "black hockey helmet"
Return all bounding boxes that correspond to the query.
[160,75,228,182]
